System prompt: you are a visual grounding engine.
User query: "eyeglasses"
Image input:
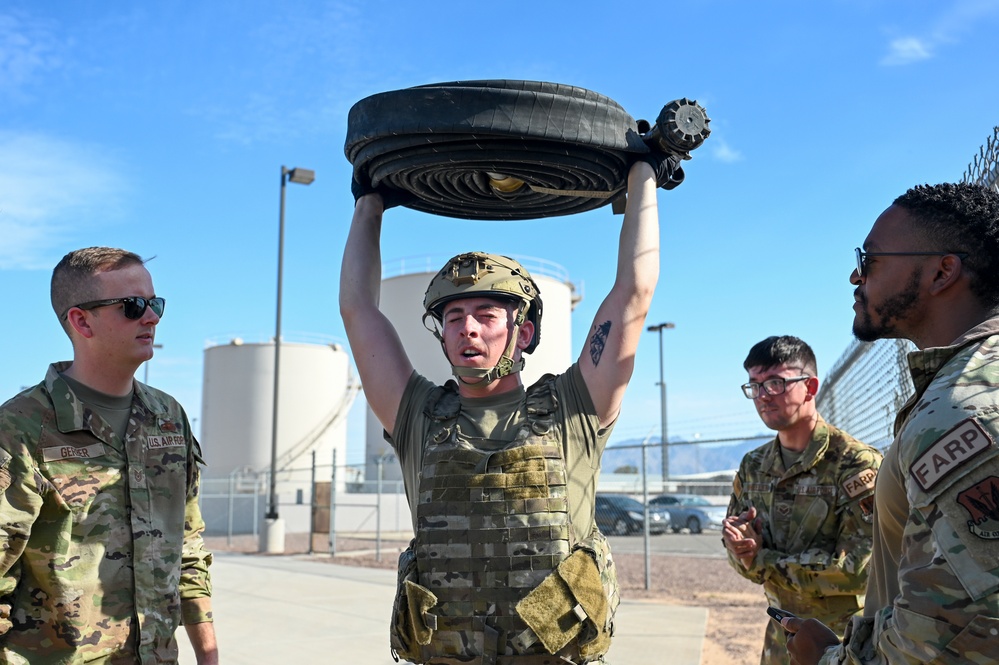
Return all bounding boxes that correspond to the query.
[855,247,968,278]
[64,296,166,320]
[741,376,810,399]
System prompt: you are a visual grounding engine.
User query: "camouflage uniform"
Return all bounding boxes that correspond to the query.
[820,319,999,665]
[0,363,213,664]
[727,416,881,665]
[388,363,618,664]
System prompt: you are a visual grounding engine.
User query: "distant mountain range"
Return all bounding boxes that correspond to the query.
[602,434,772,477]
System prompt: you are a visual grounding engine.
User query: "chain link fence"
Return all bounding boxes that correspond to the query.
[200,453,415,561]
[815,339,915,451]
[964,125,999,191]
[810,125,999,451]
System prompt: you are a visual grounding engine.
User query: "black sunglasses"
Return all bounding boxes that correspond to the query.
[64,296,166,320]
[855,247,968,278]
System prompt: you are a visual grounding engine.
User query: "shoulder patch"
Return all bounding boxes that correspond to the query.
[732,475,742,499]
[957,476,999,539]
[842,468,878,499]
[910,418,994,492]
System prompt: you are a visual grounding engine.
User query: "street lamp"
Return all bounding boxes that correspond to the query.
[647,322,675,482]
[264,165,315,554]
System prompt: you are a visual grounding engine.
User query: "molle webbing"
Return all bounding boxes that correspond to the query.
[416,375,573,661]
[426,655,581,665]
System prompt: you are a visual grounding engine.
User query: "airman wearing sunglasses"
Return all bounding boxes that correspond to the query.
[723,335,882,665]
[0,247,217,664]
[785,184,999,665]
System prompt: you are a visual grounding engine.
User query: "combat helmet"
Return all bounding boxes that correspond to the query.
[423,252,543,384]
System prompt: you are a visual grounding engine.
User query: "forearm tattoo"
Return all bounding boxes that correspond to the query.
[589,321,612,366]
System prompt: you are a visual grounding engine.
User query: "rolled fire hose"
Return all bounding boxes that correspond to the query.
[345,80,710,220]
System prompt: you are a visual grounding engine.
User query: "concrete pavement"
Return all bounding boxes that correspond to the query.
[176,553,707,664]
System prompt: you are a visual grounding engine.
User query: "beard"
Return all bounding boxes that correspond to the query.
[852,267,922,342]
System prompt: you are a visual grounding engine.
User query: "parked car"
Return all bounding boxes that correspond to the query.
[595,494,671,536]
[649,494,727,534]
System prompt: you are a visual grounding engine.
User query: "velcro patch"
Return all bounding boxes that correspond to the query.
[795,484,837,497]
[842,468,878,499]
[957,476,999,540]
[910,419,994,491]
[42,443,105,461]
[146,434,185,450]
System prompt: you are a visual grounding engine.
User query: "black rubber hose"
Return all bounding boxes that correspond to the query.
[345,80,650,221]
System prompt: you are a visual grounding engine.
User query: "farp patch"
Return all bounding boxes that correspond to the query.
[910,418,993,492]
[957,476,999,540]
[842,468,877,499]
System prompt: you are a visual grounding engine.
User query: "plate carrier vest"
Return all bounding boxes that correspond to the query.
[390,375,617,665]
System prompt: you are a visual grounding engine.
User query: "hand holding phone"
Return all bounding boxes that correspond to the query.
[766,606,796,624]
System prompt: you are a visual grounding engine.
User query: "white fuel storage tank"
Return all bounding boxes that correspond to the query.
[200,338,357,486]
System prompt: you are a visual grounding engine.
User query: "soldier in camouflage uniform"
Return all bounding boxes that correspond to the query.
[0,247,216,664]
[341,156,682,663]
[786,183,999,664]
[724,336,882,665]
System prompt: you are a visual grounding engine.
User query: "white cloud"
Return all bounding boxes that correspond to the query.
[0,10,64,102]
[880,0,999,66]
[0,133,126,270]
[710,137,743,164]
[880,37,933,66]
[186,1,366,146]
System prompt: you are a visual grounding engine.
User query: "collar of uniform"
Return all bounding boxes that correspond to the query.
[132,379,172,417]
[762,415,831,478]
[44,361,113,435]
[44,361,171,435]
[907,315,999,395]
[795,415,831,472]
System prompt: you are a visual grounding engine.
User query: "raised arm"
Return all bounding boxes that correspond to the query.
[339,194,414,435]
[578,161,661,427]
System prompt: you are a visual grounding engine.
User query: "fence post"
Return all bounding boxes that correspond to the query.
[376,457,383,562]
[309,450,316,555]
[330,449,337,556]
[641,438,651,590]
[227,471,235,548]
[253,475,260,539]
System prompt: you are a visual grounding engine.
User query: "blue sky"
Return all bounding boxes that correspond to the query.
[3,1,998,465]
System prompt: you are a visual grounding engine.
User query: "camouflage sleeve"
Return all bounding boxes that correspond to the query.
[850,415,999,664]
[0,412,45,636]
[724,467,766,585]
[179,434,213,625]
[760,450,880,597]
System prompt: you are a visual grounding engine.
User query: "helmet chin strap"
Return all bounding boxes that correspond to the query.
[451,329,525,384]
[424,303,528,385]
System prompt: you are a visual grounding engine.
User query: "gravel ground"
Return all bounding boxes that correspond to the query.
[206,533,766,665]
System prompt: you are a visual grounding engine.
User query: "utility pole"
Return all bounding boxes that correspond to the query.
[647,322,675,482]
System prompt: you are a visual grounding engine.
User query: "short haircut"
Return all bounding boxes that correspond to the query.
[743,335,818,376]
[893,183,999,308]
[51,247,147,334]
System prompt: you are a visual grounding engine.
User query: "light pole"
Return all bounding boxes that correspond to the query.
[647,322,675,483]
[263,165,315,554]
